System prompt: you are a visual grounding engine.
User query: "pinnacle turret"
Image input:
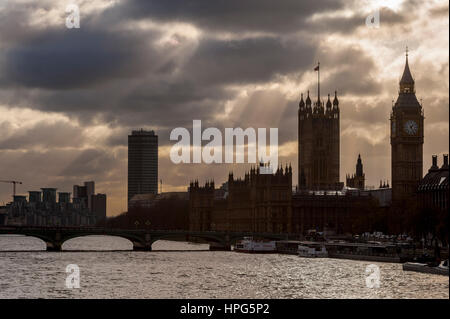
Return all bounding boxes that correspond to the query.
[333,91,339,108]
[299,93,305,109]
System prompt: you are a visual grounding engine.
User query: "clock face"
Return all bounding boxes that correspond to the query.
[404,120,418,135]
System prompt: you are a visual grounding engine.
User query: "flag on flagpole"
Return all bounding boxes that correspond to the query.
[314,64,319,71]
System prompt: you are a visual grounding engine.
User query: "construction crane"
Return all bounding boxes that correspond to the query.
[0,180,23,197]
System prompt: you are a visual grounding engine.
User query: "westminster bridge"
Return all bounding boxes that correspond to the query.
[0,226,294,251]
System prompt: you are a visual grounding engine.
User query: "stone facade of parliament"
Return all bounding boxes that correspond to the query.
[189,164,378,235]
[189,64,376,235]
[188,52,448,235]
[298,90,341,190]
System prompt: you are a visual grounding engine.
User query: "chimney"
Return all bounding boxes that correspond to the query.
[442,154,449,170]
[429,155,439,172]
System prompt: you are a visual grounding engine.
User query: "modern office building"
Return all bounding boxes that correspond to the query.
[73,181,95,211]
[28,191,42,203]
[73,181,106,219]
[128,129,158,208]
[84,181,95,211]
[58,192,71,204]
[3,181,106,226]
[41,188,57,204]
[91,193,107,221]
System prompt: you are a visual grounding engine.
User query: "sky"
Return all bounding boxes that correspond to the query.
[0,0,448,216]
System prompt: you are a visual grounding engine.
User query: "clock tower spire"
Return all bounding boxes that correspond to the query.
[390,48,424,202]
[399,46,415,94]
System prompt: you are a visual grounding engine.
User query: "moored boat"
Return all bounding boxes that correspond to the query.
[403,260,449,276]
[298,243,328,258]
[325,242,401,263]
[234,237,276,253]
[275,240,302,255]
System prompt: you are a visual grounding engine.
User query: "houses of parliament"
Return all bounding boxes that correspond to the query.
[188,50,448,235]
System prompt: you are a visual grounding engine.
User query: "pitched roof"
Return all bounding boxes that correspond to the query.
[400,56,414,85]
[418,169,449,191]
[394,92,421,108]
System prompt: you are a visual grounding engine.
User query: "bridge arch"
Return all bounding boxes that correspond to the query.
[61,234,135,251]
[149,233,223,244]
[0,233,51,251]
[148,232,228,250]
[59,232,148,251]
[0,230,147,251]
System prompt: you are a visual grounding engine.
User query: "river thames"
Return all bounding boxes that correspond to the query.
[0,235,448,299]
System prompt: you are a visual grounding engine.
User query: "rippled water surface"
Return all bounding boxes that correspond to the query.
[0,235,448,299]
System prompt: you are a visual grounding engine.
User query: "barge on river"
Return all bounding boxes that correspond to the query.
[276,240,403,263]
[234,237,276,253]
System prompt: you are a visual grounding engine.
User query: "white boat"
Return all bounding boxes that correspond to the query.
[298,244,328,258]
[234,237,276,253]
[438,259,449,272]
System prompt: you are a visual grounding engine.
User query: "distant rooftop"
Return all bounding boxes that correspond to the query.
[131,129,156,136]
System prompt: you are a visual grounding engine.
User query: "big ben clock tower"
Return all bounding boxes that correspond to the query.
[390,48,424,202]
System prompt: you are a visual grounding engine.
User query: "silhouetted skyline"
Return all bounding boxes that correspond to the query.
[0,0,448,216]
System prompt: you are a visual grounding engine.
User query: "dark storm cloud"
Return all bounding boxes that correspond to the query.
[104,0,346,34]
[317,46,382,96]
[322,67,382,96]
[101,1,413,36]
[184,36,316,85]
[301,7,408,35]
[0,0,384,125]
[3,28,164,89]
[115,80,233,123]
[0,1,52,45]
[212,45,388,149]
[0,32,317,130]
[17,79,232,130]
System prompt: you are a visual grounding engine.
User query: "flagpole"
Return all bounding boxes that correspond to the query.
[318,62,320,104]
